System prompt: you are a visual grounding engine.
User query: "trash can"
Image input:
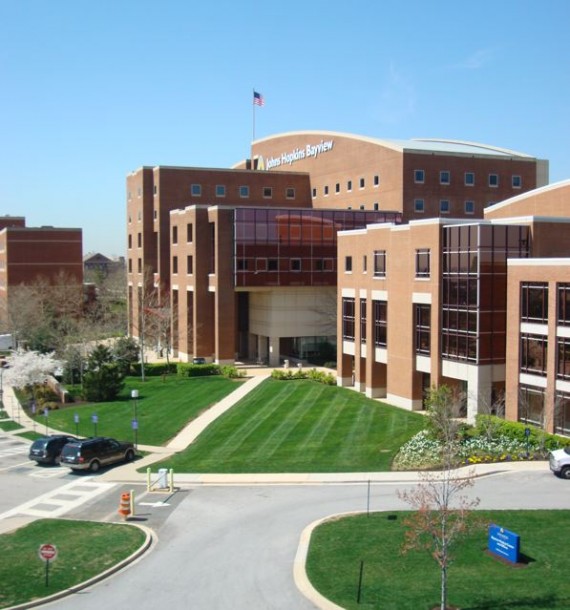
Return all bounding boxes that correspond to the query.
[284,359,289,369]
[157,468,168,488]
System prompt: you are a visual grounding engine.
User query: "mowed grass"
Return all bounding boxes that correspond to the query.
[157,379,424,472]
[29,375,244,446]
[0,519,146,609]
[306,510,570,610]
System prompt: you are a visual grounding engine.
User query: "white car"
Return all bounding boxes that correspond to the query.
[549,448,570,479]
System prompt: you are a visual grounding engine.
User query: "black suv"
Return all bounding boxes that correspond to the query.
[60,437,135,472]
[29,435,77,465]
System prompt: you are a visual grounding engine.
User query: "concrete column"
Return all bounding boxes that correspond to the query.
[466,366,493,424]
[268,336,280,367]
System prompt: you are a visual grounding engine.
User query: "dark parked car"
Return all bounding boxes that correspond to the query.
[192,357,207,364]
[29,435,77,465]
[60,437,136,472]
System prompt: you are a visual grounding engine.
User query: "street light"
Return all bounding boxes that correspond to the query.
[131,389,139,449]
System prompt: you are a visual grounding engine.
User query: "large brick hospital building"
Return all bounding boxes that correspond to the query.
[127,130,570,433]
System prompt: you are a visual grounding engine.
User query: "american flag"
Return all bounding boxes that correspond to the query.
[253,91,264,106]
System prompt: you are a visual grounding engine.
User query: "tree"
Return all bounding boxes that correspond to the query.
[398,385,481,610]
[424,385,464,448]
[112,336,139,376]
[82,345,125,402]
[4,349,63,393]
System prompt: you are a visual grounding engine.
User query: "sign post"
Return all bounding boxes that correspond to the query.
[38,543,58,587]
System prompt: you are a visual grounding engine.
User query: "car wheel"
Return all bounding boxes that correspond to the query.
[560,466,570,480]
[89,460,101,473]
[125,449,135,462]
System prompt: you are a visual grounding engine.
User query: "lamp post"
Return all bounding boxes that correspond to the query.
[91,413,98,436]
[131,389,139,449]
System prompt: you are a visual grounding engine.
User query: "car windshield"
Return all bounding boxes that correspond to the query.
[31,439,48,449]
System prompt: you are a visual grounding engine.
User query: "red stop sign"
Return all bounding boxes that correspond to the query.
[38,543,58,562]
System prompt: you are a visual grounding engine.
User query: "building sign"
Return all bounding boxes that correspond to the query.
[262,139,335,170]
[488,524,520,563]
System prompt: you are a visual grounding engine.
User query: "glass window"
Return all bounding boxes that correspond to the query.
[512,175,522,188]
[268,259,278,271]
[465,172,475,186]
[342,298,355,340]
[153,209,157,219]
[359,178,365,188]
[373,301,387,347]
[558,284,570,326]
[362,255,367,273]
[440,170,450,185]
[312,188,317,198]
[324,185,329,196]
[520,333,548,376]
[256,258,267,272]
[415,249,430,278]
[187,255,193,274]
[345,256,353,272]
[465,200,475,214]
[172,225,178,244]
[373,250,386,277]
[415,304,431,355]
[187,223,193,242]
[137,233,142,247]
[414,199,425,213]
[554,392,570,436]
[286,187,295,199]
[440,200,450,214]
[153,185,157,195]
[557,338,570,380]
[414,169,425,183]
[216,185,226,197]
[239,186,250,198]
[128,234,132,249]
[335,183,340,193]
[191,184,201,196]
[128,259,132,272]
[263,187,272,198]
[347,180,352,191]
[518,385,545,426]
[137,258,142,273]
[373,203,379,211]
[521,283,548,323]
[489,174,499,187]
[172,256,178,274]
[360,299,367,343]
[291,258,301,271]
[374,175,379,186]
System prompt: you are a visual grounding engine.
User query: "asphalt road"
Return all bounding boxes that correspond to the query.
[42,469,567,610]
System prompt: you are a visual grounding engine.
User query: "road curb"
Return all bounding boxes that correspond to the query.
[3,520,156,610]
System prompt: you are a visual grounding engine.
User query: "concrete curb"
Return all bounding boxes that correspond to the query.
[4,520,156,610]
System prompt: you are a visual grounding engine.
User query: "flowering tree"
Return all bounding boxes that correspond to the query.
[4,349,63,390]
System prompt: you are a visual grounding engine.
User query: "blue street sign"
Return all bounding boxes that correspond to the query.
[131,419,139,430]
[91,414,98,424]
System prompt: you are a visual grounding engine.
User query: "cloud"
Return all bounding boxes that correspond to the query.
[374,62,416,125]
[451,48,494,70]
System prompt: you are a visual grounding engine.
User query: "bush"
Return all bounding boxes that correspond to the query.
[33,385,60,407]
[271,368,336,385]
[143,362,178,377]
[176,362,221,377]
[219,365,245,379]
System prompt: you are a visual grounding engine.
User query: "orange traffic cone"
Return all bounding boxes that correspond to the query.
[118,492,131,520]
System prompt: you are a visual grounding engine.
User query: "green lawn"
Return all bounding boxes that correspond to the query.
[156,379,424,472]
[0,420,24,432]
[306,510,570,610]
[27,375,244,446]
[0,519,146,609]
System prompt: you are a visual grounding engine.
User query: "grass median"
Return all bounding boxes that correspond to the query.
[27,375,244,446]
[155,378,424,473]
[306,509,570,610]
[0,518,146,609]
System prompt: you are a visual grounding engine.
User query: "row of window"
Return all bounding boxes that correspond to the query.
[345,249,431,279]
[518,334,570,380]
[130,185,298,200]
[342,298,430,354]
[312,175,380,198]
[520,282,570,325]
[413,169,522,188]
[414,199,477,214]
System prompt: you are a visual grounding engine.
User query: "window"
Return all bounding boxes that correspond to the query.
[359,205,365,210]
[312,188,317,198]
[137,232,142,247]
[347,180,352,191]
[360,299,367,343]
[291,258,301,271]
[359,178,365,188]
[286,187,295,199]
[239,185,249,198]
[335,183,340,194]
[172,225,178,244]
[172,256,178,274]
[128,234,132,249]
[440,200,450,214]
[345,256,353,272]
[187,255,193,274]
[342,298,355,340]
[415,304,431,355]
[465,200,475,214]
[137,210,141,221]
[465,172,475,186]
[414,169,425,183]
[558,284,570,325]
[191,184,201,196]
[236,259,248,271]
[554,392,570,436]
[521,283,548,323]
[373,301,387,347]
[373,202,379,211]
[362,255,367,273]
[415,249,430,278]
[268,259,278,271]
[414,199,425,213]
[557,338,570,380]
[520,333,548,376]
[263,187,273,198]
[187,223,193,242]
[512,175,522,188]
[153,209,158,220]
[256,258,267,272]
[216,185,226,197]
[153,185,157,195]
[373,175,379,187]
[137,187,142,197]
[373,250,386,277]
[518,385,545,426]
[324,185,329,196]
[440,170,450,185]
[137,258,142,273]
[489,174,499,187]
[128,259,132,272]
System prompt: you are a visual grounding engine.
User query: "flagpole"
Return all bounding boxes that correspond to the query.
[252,88,256,143]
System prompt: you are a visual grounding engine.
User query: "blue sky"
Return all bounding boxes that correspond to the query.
[1,0,569,256]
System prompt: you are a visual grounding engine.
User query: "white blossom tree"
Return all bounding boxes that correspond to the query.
[4,349,63,390]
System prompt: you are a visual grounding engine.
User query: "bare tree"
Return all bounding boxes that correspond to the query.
[475,388,506,442]
[398,385,481,610]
